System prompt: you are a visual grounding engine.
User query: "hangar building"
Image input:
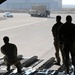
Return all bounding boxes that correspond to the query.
[0,0,62,10]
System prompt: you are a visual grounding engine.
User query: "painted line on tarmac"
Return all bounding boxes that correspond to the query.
[0,19,47,31]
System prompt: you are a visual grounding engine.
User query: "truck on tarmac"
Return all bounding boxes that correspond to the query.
[30,5,50,17]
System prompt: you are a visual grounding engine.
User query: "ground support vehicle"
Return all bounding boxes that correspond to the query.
[30,5,50,17]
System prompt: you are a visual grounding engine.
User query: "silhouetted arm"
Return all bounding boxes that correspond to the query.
[14,45,18,56]
[1,47,5,55]
[59,25,63,43]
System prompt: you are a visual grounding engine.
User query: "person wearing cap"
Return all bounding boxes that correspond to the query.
[59,15,75,74]
[52,15,64,65]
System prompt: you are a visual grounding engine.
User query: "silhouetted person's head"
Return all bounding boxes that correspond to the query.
[3,36,9,44]
[56,15,61,23]
[66,15,72,23]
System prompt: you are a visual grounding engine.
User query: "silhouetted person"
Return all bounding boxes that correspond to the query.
[1,36,22,73]
[59,15,75,74]
[52,15,64,65]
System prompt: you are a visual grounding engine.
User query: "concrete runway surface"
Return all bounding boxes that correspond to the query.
[0,13,75,65]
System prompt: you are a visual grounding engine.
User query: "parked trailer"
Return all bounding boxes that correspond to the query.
[30,5,50,17]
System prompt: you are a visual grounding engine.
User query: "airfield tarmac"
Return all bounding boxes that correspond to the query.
[0,13,75,66]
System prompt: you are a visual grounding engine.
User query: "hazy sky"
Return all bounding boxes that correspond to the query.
[62,0,75,5]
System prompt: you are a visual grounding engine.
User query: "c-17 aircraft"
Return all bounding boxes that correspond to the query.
[0,0,74,75]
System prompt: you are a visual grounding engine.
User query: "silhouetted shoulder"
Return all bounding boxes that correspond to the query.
[9,43,17,50]
[9,43,17,47]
